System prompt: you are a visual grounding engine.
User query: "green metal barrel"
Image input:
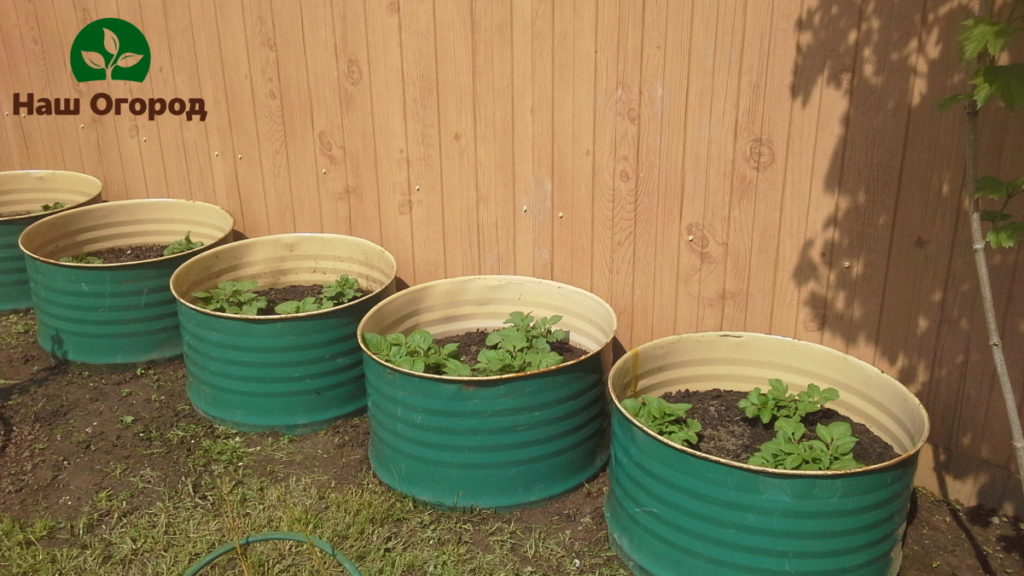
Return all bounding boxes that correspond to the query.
[358,275,618,509]
[26,258,192,362]
[363,352,608,509]
[177,298,384,434]
[170,234,397,435]
[18,199,234,363]
[605,332,930,576]
[0,170,101,310]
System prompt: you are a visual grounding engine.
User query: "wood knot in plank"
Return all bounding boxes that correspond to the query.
[345,59,363,86]
[685,222,710,251]
[743,137,775,172]
[398,197,412,215]
[317,130,336,156]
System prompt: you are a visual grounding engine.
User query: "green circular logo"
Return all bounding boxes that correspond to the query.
[70,18,150,83]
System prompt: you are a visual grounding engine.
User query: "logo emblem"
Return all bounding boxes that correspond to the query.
[70,18,150,83]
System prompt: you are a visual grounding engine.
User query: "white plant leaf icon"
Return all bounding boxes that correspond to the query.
[103,28,119,55]
[116,52,143,68]
[81,51,106,70]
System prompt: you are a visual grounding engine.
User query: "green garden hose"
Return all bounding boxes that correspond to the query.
[183,531,363,576]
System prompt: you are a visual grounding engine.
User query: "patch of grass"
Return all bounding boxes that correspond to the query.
[0,470,628,575]
[0,311,36,346]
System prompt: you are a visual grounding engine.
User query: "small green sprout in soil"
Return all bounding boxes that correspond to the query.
[40,201,66,212]
[272,296,329,315]
[321,274,362,305]
[194,275,365,316]
[621,395,702,447]
[737,379,863,471]
[59,254,103,264]
[363,329,473,376]
[192,280,267,315]
[737,378,838,424]
[162,232,204,256]
[364,311,575,377]
[474,311,568,375]
[274,274,363,314]
[748,418,862,471]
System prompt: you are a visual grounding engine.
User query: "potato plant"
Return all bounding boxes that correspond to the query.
[621,395,702,447]
[273,274,363,314]
[364,311,572,377]
[362,329,472,376]
[738,378,863,471]
[163,232,204,256]
[192,280,267,315]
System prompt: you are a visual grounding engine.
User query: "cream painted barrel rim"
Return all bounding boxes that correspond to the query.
[608,331,931,476]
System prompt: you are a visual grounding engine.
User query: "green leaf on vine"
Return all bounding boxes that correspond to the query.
[976,63,1024,109]
[975,175,1024,200]
[938,92,969,110]
[959,18,1017,61]
[986,222,1024,249]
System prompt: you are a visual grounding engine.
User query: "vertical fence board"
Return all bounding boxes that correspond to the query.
[243,0,296,232]
[696,1,743,332]
[588,0,618,308]
[436,0,480,278]
[787,0,859,345]
[570,0,597,291]
[0,21,29,169]
[33,1,88,176]
[149,2,210,202]
[189,0,245,228]
[161,3,216,204]
[365,0,415,283]
[133,0,189,200]
[872,3,966,401]
[673,0,715,335]
[551,0,574,285]
[471,0,515,275]
[5,0,63,170]
[530,0,554,279]
[215,0,270,235]
[630,0,667,346]
[272,0,324,233]
[722,0,766,332]
[511,0,534,277]
[737,2,797,335]
[116,0,171,200]
[55,1,108,182]
[400,0,447,282]
[332,0,383,246]
[609,0,642,347]
[819,1,925,360]
[299,0,350,235]
[650,0,690,340]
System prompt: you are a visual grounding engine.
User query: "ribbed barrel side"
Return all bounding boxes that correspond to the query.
[606,408,916,576]
[1,169,102,311]
[1,219,35,309]
[25,258,184,362]
[179,294,384,435]
[364,353,609,509]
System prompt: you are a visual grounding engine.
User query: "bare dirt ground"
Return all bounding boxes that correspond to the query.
[1,308,1023,575]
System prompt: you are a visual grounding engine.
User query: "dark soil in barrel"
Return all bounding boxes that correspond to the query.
[251,283,367,315]
[660,388,899,467]
[67,243,169,264]
[436,329,589,367]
